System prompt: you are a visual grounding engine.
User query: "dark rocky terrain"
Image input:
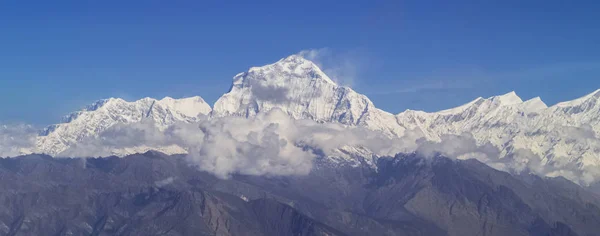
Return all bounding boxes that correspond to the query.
[1,152,600,236]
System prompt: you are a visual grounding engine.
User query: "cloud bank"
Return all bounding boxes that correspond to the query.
[4,109,599,187]
[413,133,600,186]
[59,109,416,178]
[0,124,37,157]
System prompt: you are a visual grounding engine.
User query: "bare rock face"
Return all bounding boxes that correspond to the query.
[1,153,599,236]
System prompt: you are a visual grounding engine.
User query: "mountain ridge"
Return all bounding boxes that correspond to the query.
[4,53,600,186]
[2,152,598,236]
[35,95,212,155]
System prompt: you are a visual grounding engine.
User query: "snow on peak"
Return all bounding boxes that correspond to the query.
[35,96,212,155]
[85,98,112,111]
[436,97,484,115]
[489,91,523,106]
[213,54,405,137]
[554,89,600,108]
[434,91,523,116]
[158,96,211,118]
[245,54,336,85]
[520,97,548,112]
[214,54,358,121]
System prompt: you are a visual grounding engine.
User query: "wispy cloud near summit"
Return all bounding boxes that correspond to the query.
[297,48,367,88]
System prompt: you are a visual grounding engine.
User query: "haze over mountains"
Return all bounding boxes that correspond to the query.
[3,54,600,186]
[4,152,600,236]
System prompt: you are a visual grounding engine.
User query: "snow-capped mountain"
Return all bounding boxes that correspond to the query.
[212,55,405,137]
[208,55,600,183]
[6,53,600,184]
[36,96,211,155]
[394,89,600,182]
[396,91,541,143]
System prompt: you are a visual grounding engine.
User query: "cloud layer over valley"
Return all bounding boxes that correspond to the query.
[0,124,37,157]
[12,108,594,187]
[3,53,600,189]
[57,109,415,178]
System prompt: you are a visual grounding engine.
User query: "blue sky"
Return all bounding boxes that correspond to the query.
[1,1,600,125]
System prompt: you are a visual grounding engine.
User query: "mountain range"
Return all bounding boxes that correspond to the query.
[3,54,600,235]
[2,152,599,235]
[2,54,594,186]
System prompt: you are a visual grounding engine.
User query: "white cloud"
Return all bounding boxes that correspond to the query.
[187,110,315,178]
[411,132,600,186]
[297,48,363,87]
[28,109,600,186]
[56,109,421,178]
[0,124,37,157]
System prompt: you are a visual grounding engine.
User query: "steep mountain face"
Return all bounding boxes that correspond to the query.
[2,153,599,236]
[35,96,211,156]
[212,55,405,137]
[222,154,600,236]
[0,153,343,236]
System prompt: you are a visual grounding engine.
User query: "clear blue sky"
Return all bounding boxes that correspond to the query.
[1,1,600,125]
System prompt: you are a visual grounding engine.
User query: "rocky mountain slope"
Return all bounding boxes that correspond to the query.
[2,152,599,236]
[0,153,343,236]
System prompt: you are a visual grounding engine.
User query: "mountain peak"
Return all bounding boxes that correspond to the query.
[521,97,548,111]
[212,54,405,136]
[436,97,484,115]
[280,54,309,63]
[85,98,120,111]
[214,54,347,119]
[156,96,211,118]
[489,91,523,106]
[245,54,336,86]
[434,91,523,115]
[160,95,202,102]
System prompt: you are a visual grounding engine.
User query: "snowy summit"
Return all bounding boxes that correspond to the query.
[3,53,600,185]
